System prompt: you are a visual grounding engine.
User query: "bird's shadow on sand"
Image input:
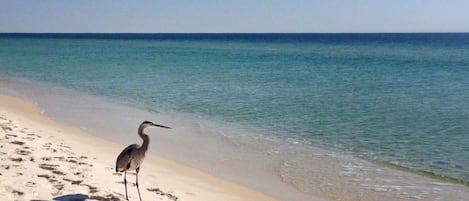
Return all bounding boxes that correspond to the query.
[46,193,121,201]
[52,194,89,201]
[30,193,90,201]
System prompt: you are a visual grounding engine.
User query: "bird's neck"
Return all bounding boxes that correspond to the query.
[138,127,150,152]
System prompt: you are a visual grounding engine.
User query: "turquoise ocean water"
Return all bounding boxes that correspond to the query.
[1,33,468,187]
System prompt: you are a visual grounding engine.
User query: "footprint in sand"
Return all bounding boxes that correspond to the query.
[16,148,31,156]
[41,157,51,161]
[27,133,42,138]
[39,163,59,171]
[4,134,18,141]
[37,174,66,194]
[73,172,84,178]
[90,194,122,201]
[80,183,99,193]
[59,143,71,149]
[11,141,24,145]
[23,136,35,141]
[53,170,66,176]
[54,183,65,191]
[1,126,13,132]
[37,174,52,180]
[38,163,67,176]
[67,159,78,164]
[43,142,52,149]
[54,156,65,161]
[26,181,36,187]
[63,178,83,185]
[9,157,23,162]
[12,190,24,196]
[147,188,180,201]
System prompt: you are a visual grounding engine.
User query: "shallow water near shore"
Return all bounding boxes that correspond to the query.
[2,73,469,201]
[1,33,469,200]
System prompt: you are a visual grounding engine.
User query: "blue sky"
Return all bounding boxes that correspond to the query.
[1,0,468,33]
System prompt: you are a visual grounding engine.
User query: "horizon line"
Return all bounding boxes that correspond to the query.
[1,32,469,35]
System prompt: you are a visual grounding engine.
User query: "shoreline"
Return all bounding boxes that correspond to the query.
[0,93,281,201]
[1,76,469,201]
[0,75,321,201]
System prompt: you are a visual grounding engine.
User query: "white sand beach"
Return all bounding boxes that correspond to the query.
[0,93,279,201]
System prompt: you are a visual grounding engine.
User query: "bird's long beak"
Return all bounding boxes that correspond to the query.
[151,123,171,129]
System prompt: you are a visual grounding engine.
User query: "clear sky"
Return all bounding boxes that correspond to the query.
[1,0,468,33]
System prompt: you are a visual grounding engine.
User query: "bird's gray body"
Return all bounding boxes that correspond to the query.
[116,144,146,172]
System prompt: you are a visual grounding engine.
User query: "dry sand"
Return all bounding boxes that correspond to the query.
[0,94,279,201]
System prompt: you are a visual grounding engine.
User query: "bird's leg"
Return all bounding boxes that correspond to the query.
[124,171,129,200]
[136,167,142,201]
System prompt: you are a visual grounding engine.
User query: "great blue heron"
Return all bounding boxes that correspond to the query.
[116,120,171,201]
